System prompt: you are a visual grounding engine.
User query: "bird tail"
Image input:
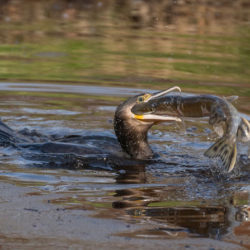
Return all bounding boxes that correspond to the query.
[204,137,237,172]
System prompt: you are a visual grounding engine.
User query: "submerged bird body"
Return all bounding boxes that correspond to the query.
[132,94,250,172]
[1,86,247,172]
[0,90,181,168]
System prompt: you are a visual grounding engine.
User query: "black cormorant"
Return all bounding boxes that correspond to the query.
[0,87,181,168]
[114,86,181,159]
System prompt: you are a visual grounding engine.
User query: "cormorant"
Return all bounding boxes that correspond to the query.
[0,87,181,169]
[114,86,181,159]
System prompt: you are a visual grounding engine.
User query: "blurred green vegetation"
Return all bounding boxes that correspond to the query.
[0,28,249,94]
[0,0,250,97]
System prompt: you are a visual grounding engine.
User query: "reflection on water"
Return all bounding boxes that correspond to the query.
[0,0,249,94]
[0,0,249,248]
[0,85,249,248]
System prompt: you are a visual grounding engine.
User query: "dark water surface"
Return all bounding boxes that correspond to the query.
[0,0,250,248]
[0,83,249,248]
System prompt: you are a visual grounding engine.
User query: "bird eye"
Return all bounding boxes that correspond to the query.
[137,96,145,103]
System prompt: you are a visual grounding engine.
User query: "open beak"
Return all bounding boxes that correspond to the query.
[132,86,182,123]
[133,113,182,122]
[145,86,181,102]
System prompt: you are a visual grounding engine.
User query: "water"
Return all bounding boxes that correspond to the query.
[0,1,250,97]
[0,83,249,248]
[0,0,249,248]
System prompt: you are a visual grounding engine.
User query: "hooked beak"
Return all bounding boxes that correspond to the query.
[145,86,181,102]
[132,86,182,123]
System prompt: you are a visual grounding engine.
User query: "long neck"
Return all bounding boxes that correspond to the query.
[114,114,153,160]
